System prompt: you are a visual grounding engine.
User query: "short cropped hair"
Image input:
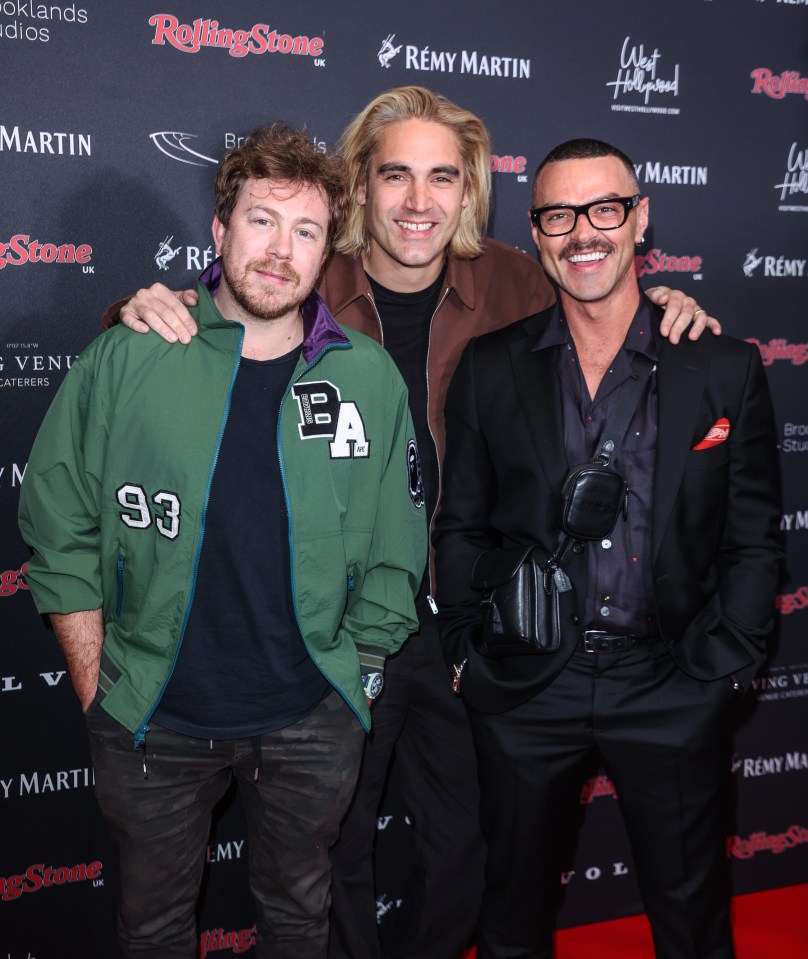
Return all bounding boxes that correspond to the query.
[532,138,641,201]
[336,86,491,259]
[214,122,348,250]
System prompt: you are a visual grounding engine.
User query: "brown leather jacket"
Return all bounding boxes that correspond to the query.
[318,239,555,475]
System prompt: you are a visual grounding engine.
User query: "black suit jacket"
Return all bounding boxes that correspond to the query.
[433,304,785,714]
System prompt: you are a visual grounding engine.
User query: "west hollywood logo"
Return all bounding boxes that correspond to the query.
[775,142,808,211]
[0,234,92,271]
[607,36,680,115]
[375,32,530,78]
[149,15,324,59]
[743,248,807,278]
[634,249,702,278]
[751,67,808,101]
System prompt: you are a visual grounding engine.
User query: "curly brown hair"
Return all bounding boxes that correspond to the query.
[214,122,349,249]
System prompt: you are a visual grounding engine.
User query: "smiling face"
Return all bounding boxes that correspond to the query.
[531,155,648,308]
[356,118,470,291]
[211,177,328,325]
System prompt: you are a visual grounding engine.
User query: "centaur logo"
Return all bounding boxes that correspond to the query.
[291,381,370,458]
[149,15,324,59]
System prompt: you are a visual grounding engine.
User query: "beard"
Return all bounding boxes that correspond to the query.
[221,256,307,321]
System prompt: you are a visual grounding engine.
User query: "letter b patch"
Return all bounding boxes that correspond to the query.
[291,381,370,458]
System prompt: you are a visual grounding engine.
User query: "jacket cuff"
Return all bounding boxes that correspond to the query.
[357,646,388,676]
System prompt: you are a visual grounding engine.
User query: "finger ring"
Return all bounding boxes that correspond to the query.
[693,308,706,318]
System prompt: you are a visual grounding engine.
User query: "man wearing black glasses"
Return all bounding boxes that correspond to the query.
[434,138,784,959]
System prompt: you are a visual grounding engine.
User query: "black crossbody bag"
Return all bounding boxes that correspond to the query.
[470,354,654,657]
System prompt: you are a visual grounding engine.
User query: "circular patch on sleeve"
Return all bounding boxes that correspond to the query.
[407,439,425,509]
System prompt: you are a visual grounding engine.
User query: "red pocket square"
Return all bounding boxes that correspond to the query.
[692,417,730,450]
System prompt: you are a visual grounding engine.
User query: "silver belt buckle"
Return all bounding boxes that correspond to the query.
[582,630,607,653]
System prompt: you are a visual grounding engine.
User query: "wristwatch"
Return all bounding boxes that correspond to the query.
[361,671,384,700]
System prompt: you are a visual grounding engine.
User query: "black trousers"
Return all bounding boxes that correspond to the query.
[86,691,363,959]
[328,619,486,959]
[468,642,738,959]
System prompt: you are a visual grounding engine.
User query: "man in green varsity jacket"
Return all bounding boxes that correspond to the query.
[18,124,426,959]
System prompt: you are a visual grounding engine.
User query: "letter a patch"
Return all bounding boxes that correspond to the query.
[291,381,371,458]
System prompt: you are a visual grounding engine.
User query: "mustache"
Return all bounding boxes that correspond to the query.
[247,258,300,285]
[559,238,615,260]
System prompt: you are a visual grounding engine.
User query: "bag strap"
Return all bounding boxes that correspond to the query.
[593,352,655,466]
[550,352,655,565]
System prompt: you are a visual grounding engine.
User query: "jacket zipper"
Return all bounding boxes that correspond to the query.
[424,286,451,614]
[115,554,125,617]
[133,325,244,750]
[276,341,371,731]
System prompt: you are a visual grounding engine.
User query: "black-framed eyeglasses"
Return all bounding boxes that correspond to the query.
[529,195,640,236]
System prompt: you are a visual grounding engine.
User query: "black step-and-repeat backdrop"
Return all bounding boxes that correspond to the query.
[2,2,807,954]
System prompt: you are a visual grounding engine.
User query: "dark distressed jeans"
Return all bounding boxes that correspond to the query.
[86,691,364,959]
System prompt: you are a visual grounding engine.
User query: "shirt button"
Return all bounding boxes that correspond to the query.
[573,542,584,554]
[600,606,611,617]
[601,539,612,549]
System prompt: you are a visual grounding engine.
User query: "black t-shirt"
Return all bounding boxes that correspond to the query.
[367,266,445,616]
[154,345,329,739]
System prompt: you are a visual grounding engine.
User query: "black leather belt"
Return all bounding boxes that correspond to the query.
[579,630,656,653]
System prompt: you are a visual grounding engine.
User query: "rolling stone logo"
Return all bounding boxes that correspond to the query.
[0,860,103,901]
[0,561,28,597]
[149,15,324,60]
[490,153,527,178]
[727,825,808,860]
[199,925,256,957]
[0,233,92,270]
[633,249,702,277]
[746,339,808,366]
[750,68,808,101]
[579,774,617,803]
[776,585,808,614]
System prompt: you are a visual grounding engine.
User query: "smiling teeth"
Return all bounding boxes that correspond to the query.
[568,252,608,263]
[397,221,434,232]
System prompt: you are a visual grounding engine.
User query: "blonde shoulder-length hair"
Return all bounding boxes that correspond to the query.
[335,86,491,260]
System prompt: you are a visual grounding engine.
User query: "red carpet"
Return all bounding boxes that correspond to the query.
[464,883,808,957]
